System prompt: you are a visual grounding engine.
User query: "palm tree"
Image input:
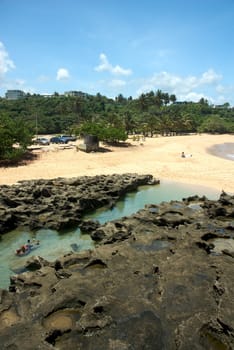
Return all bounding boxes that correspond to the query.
[138,93,149,111]
[169,94,177,104]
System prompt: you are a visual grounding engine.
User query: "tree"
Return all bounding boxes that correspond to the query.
[198,116,229,134]
[1,91,233,139]
[0,114,33,161]
[155,90,163,107]
[115,94,127,104]
[170,94,177,104]
[199,97,208,105]
[123,111,136,135]
[75,122,127,143]
[138,93,149,111]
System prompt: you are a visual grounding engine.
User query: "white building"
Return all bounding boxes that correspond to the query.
[5,90,25,100]
[64,90,87,97]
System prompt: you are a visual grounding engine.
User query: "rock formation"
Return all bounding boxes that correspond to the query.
[0,173,157,234]
[0,175,234,349]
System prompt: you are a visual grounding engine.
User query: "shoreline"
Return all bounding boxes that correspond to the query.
[207,142,234,161]
[0,134,234,194]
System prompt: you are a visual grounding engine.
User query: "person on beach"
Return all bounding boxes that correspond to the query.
[181,152,192,158]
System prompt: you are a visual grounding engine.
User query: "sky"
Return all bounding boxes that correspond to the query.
[1,0,234,105]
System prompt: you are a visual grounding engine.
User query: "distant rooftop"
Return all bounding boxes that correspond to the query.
[5,90,25,100]
[64,90,88,97]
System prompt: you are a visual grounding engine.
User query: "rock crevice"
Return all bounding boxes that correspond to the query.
[0,176,233,349]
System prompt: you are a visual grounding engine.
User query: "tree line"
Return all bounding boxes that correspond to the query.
[0,89,234,161]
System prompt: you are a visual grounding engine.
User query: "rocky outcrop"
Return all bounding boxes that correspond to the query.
[0,173,157,234]
[0,174,234,350]
[0,187,234,349]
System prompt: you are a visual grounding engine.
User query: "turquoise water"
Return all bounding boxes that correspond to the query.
[84,180,219,224]
[0,227,94,289]
[0,180,220,289]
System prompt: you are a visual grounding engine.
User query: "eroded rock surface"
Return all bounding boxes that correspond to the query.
[0,178,234,349]
[0,173,156,234]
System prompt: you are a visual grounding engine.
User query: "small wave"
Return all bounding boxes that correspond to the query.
[208,142,234,161]
[227,153,234,159]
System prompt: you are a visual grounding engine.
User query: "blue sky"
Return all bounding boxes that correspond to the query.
[1,0,234,105]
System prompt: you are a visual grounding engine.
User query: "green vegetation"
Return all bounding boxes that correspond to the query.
[75,122,127,143]
[0,113,33,163]
[0,90,234,161]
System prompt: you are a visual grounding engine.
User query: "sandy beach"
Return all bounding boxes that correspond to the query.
[0,134,233,194]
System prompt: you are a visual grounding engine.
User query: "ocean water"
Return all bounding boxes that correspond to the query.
[0,180,220,289]
[208,142,234,161]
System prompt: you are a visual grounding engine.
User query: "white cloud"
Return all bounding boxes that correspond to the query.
[0,42,15,76]
[0,43,36,96]
[95,53,132,76]
[95,53,111,72]
[215,83,234,95]
[0,42,15,90]
[200,69,222,84]
[56,68,70,81]
[179,92,210,103]
[136,69,223,102]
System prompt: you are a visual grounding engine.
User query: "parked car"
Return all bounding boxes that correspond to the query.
[61,135,77,142]
[33,137,50,145]
[50,136,69,144]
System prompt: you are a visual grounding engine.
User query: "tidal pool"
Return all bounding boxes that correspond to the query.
[0,227,94,289]
[84,179,220,224]
[0,180,220,289]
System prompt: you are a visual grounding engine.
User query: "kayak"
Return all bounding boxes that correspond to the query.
[15,244,40,257]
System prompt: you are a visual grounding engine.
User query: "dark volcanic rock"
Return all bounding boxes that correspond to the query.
[0,179,234,349]
[0,173,156,234]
